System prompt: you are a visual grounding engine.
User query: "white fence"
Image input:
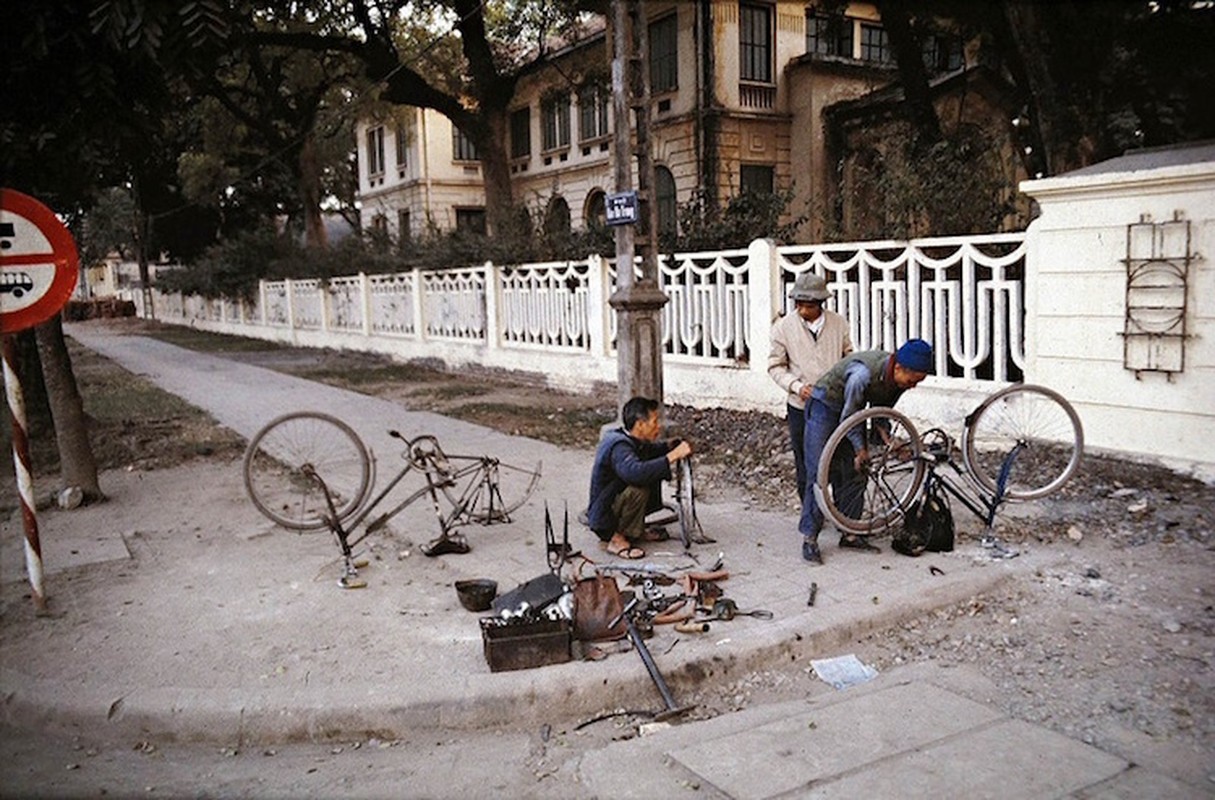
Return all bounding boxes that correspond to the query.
[138,234,1027,422]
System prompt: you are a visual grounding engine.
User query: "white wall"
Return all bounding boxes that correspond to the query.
[1022,148,1215,481]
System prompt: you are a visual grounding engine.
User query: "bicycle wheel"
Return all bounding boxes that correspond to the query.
[243,411,372,530]
[815,407,926,535]
[440,454,542,524]
[962,384,1083,501]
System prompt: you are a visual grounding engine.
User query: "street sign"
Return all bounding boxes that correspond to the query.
[1,189,79,333]
[605,191,639,226]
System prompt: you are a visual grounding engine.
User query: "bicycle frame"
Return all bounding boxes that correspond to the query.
[309,430,537,585]
[916,429,1025,529]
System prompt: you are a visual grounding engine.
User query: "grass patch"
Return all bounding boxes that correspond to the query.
[141,323,284,353]
[297,361,448,387]
[0,340,245,492]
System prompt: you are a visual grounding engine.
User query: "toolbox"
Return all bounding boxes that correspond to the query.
[480,616,572,672]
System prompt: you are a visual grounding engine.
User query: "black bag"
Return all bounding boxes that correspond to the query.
[893,481,954,556]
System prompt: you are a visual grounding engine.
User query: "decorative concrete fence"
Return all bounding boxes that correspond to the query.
[141,234,1028,430]
[140,138,1215,485]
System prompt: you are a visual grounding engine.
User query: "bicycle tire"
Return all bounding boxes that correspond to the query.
[243,411,372,531]
[439,456,542,524]
[961,384,1083,501]
[815,407,927,535]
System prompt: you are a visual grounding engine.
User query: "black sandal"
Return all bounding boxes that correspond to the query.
[839,535,881,553]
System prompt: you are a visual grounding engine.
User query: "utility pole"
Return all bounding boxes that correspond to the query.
[609,0,667,413]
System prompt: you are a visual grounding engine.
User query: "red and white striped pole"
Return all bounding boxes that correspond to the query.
[2,335,46,611]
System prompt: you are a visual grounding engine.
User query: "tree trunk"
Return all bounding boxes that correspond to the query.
[877,0,941,149]
[299,135,329,250]
[477,107,515,236]
[34,316,102,502]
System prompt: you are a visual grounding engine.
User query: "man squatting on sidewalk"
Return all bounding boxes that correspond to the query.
[798,339,934,565]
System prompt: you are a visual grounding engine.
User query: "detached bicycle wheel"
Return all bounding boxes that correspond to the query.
[243,411,372,530]
[962,384,1083,501]
[815,407,926,535]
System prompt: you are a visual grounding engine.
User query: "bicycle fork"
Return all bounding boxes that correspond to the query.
[304,466,367,589]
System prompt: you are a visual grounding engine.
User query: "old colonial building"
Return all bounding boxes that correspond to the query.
[355,1,1022,245]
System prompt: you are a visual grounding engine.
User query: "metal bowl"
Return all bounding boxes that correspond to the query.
[455,579,498,612]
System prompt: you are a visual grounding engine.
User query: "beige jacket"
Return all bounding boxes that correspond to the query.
[768,309,853,410]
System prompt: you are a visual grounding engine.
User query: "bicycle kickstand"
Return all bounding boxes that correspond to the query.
[327,518,368,589]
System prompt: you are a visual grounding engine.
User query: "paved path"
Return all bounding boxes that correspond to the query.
[0,321,1201,797]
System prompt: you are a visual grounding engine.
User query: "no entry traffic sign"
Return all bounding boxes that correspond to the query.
[0,188,79,333]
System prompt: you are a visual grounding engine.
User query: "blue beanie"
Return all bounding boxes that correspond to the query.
[895,339,933,373]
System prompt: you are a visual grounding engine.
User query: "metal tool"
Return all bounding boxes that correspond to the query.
[703,598,774,621]
[608,596,696,722]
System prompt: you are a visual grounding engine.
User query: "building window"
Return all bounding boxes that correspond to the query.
[922,33,963,74]
[655,166,677,240]
[394,126,408,171]
[649,14,678,93]
[455,208,487,235]
[806,12,853,58]
[739,3,773,83]
[366,125,385,177]
[859,22,892,64]
[397,209,411,242]
[510,107,531,159]
[452,127,479,162]
[544,197,571,239]
[370,213,388,233]
[740,164,775,195]
[542,92,571,151]
[585,190,606,229]
[578,84,610,141]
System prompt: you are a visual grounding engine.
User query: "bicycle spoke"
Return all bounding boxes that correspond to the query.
[963,385,1083,500]
[244,412,371,531]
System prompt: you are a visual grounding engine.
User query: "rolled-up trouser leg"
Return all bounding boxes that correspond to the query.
[612,484,650,541]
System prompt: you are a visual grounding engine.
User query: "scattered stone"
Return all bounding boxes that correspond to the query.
[57,486,84,510]
[1109,488,1138,499]
[1084,567,1101,579]
[1067,526,1084,543]
[1127,500,1149,514]
[1162,620,1182,634]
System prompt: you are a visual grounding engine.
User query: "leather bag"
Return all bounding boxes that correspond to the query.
[571,567,626,642]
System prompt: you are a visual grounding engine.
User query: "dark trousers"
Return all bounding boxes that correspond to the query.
[798,398,865,541]
[787,403,807,499]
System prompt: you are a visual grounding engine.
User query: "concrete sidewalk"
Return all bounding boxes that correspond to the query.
[0,322,1188,797]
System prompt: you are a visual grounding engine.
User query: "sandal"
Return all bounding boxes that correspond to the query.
[640,527,670,542]
[603,541,646,560]
[838,535,881,553]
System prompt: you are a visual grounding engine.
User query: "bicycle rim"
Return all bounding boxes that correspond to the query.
[816,407,925,535]
[962,384,1083,501]
[441,457,542,524]
[243,412,372,530]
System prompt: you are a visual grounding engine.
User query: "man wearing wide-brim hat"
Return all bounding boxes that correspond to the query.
[769,271,853,503]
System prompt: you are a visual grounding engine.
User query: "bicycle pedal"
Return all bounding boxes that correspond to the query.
[338,577,368,589]
[352,558,370,569]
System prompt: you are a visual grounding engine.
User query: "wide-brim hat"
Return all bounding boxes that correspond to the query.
[789,272,830,302]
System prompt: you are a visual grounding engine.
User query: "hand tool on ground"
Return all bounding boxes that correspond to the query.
[700,598,774,621]
[608,596,696,722]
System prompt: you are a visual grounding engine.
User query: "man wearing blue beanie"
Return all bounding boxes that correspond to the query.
[798,339,933,565]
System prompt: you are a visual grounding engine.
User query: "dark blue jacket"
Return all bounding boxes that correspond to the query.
[586,428,674,536]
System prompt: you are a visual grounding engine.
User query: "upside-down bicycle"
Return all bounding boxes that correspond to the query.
[242,411,541,587]
[813,384,1084,537]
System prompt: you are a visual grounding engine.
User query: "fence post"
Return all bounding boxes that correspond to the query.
[746,238,781,383]
[360,272,372,337]
[258,280,267,327]
[586,254,609,358]
[284,278,297,344]
[483,261,500,350]
[410,269,425,341]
